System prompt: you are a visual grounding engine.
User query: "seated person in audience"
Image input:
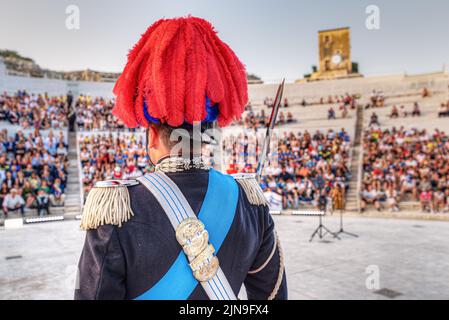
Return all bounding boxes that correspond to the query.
[360,184,381,212]
[386,183,400,212]
[315,189,327,211]
[279,166,293,182]
[301,98,307,107]
[56,142,68,157]
[327,107,336,120]
[400,175,418,200]
[411,102,421,117]
[419,189,433,213]
[340,104,348,118]
[438,102,449,117]
[343,93,352,106]
[0,106,6,121]
[285,178,298,209]
[0,182,9,207]
[278,111,285,125]
[286,112,294,123]
[422,87,429,98]
[369,112,380,126]
[433,188,446,213]
[418,177,431,194]
[445,189,449,213]
[376,184,387,208]
[399,105,408,117]
[390,105,399,118]
[36,189,50,217]
[4,170,15,189]
[22,180,37,208]
[50,178,65,207]
[2,188,25,217]
[7,109,20,124]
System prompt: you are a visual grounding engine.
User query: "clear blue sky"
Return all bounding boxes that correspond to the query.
[1,0,448,82]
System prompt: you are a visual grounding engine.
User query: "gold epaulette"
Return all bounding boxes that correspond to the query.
[232,173,268,206]
[80,179,139,231]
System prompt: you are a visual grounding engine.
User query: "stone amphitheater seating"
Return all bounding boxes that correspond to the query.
[2,71,449,222]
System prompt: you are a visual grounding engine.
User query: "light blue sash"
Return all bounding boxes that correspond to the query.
[135,169,239,300]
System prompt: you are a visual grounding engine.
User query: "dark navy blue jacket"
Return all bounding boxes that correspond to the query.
[75,169,287,300]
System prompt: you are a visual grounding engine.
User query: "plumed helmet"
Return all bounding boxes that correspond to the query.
[113,16,248,128]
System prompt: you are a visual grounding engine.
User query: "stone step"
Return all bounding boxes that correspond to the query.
[67,172,79,177]
[65,203,81,209]
[65,196,81,203]
[23,206,66,215]
[66,184,80,190]
[65,196,80,202]
[65,197,81,204]
[65,193,80,198]
[345,202,358,207]
[399,201,421,210]
[65,201,81,207]
[65,206,81,213]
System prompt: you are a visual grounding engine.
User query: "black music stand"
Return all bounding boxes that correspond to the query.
[309,199,340,242]
[334,209,358,237]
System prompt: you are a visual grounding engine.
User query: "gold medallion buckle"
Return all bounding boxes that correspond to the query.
[175,217,219,282]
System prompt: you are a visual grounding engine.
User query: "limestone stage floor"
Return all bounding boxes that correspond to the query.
[1,215,448,300]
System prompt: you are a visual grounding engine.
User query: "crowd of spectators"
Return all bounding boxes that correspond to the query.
[2,87,447,217]
[75,95,128,131]
[389,102,422,118]
[79,131,148,195]
[301,93,359,108]
[224,128,352,210]
[361,127,449,213]
[233,110,297,129]
[261,93,359,110]
[328,104,350,120]
[0,129,68,217]
[368,89,385,108]
[262,97,289,108]
[79,131,220,196]
[0,90,68,129]
[325,93,358,120]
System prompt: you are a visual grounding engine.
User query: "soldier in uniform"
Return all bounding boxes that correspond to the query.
[75,16,287,300]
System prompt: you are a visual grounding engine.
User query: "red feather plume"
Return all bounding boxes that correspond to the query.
[112,16,248,128]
